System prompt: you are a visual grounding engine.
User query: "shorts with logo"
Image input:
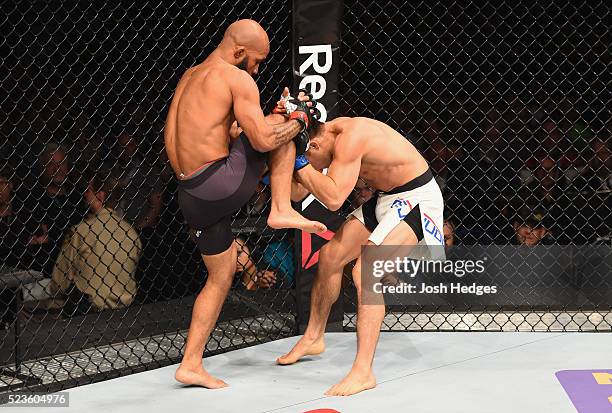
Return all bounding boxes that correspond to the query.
[350,168,445,254]
[177,133,267,255]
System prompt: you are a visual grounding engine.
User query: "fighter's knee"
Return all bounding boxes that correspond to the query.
[319,242,345,270]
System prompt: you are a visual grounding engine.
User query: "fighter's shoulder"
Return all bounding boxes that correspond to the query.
[336,117,372,141]
[334,119,368,159]
[222,65,257,90]
[335,117,372,133]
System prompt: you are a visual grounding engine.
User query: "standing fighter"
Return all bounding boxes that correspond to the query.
[165,19,324,388]
[277,117,445,396]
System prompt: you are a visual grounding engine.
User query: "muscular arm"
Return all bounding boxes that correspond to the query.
[230,72,303,152]
[229,114,288,140]
[291,180,310,202]
[295,133,363,211]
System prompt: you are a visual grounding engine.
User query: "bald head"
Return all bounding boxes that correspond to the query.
[219,19,269,76]
[222,19,269,53]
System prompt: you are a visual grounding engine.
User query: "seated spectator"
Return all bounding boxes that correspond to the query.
[233,237,295,290]
[589,138,611,191]
[21,142,87,276]
[261,239,294,288]
[73,132,105,172]
[443,219,456,248]
[48,169,142,315]
[244,183,269,217]
[0,168,23,268]
[113,133,162,232]
[234,237,275,290]
[348,179,375,210]
[512,208,552,246]
[137,146,201,302]
[515,155,568,211]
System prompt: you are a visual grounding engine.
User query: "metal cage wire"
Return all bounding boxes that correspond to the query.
[0,0,610,396]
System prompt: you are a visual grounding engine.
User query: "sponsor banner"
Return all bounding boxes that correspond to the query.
[293,0,342,120]
[293,0,344,332]
[360,245,612,306]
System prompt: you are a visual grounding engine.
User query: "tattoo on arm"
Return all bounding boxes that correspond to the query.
[272,120,302,147]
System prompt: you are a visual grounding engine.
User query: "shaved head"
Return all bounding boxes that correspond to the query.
[219,19,270,76]
[222,19,269,54]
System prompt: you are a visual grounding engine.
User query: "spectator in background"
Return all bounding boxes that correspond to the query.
[157,144,186,235]
[0,168,23,268]
[114,133,163,232]
[348,179,375,209]
[73,132,105,172]
[234,237,276,290]
[245,183,269,217]
[516,155,567,211]
[512,208,552,246]
[22,143,87,275]
[588,138,611,191]
[48,169,141,315]
[233,237,294,290]
[443,219,456,248]
[541,120,567,161]
[134,146,202,303]
[533,156,565,203]
[261,239,295,288]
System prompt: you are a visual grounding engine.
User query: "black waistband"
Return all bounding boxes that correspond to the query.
[177,157,226,189]
[380,168,434,195]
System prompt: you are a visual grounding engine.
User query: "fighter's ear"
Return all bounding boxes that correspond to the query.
[234,46,246,59]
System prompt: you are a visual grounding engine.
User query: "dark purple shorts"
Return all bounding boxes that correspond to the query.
[177,133,266,255]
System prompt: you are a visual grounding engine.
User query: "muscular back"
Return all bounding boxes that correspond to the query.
[334,117,429,191]
[164,61,239,177]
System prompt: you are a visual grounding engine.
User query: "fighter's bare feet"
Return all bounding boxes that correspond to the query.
[325,369,376,396]
[267,209,327,233]
[175,365,228,389]
[276,335,325,365]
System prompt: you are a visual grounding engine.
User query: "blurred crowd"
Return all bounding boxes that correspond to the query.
[0,93,610,318]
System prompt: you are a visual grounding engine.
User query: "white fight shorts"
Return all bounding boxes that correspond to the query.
[350,168,445,254]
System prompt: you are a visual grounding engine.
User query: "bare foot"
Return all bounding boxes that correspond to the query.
[267,209,327,233]
[277,335,325,365]
[175,365,228,389]
[325,369,376,396]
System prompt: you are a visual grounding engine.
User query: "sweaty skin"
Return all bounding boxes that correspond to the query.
[164,20,299,176]
[278,116,431,396]
[169,19,325,391]
[292,116,429,210]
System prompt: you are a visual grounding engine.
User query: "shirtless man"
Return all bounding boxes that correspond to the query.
[164,19,324,389]
[277,117,445,396]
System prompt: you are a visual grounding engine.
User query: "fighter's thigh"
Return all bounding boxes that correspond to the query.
[379,221,419,246]
[201,241,238,289]
[320,216,371,268]
[353,222,419,292]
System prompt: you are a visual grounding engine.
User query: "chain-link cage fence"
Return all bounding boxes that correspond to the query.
[1,0,611,398]
[338,1,611,332]
[0,1,296,393]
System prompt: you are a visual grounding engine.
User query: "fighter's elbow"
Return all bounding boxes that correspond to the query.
[250,138,273,153]
[326,197,344,212]
[253,132,277,152]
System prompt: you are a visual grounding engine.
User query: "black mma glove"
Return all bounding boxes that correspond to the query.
[293,130,310,156]
[286,99,313,131]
